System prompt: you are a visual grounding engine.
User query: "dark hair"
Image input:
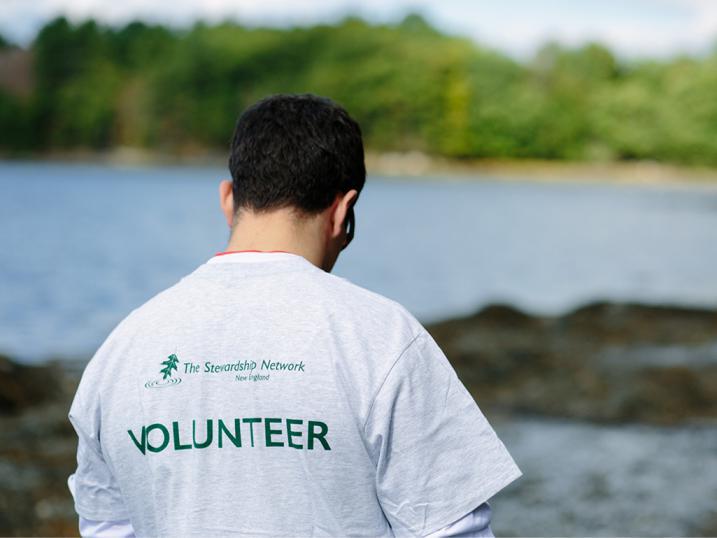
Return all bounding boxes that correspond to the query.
[228,93,366,216]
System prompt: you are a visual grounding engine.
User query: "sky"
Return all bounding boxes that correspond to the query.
[1,0,715,60]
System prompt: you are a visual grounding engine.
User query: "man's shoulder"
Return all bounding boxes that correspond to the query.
[311,270,423,330]
[121,272,197,323]
[81,276,193,366]
[318,270,403,307]
[75,274,196,385]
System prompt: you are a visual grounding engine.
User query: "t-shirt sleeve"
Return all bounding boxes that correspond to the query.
[363,329,522,537]
[424,502,493,538]
[68,368,130,521]
[78,516,136,538]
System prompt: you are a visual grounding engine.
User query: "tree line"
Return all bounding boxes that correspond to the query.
[2,13,717,165]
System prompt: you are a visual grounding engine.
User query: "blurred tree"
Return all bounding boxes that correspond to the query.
[0,14,713,167]
[109,21,173,69]
[32,17,120,148]
[0,90,33,150]
[50,59,121,148]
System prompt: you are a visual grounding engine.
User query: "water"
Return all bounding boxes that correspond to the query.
[489,416,717,536]
[2,160,717,363]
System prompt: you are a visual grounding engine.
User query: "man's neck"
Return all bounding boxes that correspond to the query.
[224,209,327,270]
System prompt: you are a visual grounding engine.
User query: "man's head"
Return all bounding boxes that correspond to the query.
[219,93,365,272]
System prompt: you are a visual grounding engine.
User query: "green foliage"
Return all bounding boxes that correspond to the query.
[2,15,716,166]
[0,91,34,149]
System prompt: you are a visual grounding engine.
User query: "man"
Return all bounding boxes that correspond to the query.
[68,93,522,537]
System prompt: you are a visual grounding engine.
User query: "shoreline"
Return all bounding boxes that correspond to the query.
[4,147,717,186]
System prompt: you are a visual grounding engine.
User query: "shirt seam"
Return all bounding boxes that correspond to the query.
[68,411,103,460]
[362,330,424,434]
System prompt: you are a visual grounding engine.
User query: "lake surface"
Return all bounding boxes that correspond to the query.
[489,415,717,536]
[2,160,717,363]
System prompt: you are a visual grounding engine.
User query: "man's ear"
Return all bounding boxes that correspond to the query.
[329,189,358,240]
[219,179,234,228]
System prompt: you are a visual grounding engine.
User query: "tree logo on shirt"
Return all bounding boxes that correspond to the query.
[160,353,179,379]
[144,353,182,389]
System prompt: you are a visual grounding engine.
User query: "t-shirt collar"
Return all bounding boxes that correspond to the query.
[206,250,311,265]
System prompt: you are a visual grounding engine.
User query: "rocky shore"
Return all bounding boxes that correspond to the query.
[428,300,717,425]
[1,300,716,536]
[0,357,80,536]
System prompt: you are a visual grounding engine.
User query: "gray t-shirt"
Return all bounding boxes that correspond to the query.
[68,251,522,537]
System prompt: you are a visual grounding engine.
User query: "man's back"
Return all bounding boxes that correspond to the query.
[69,250,521,537]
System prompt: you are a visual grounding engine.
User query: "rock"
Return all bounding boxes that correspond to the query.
[426,300,717,425]
[0,355,66,414]
[0,359,79,537]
